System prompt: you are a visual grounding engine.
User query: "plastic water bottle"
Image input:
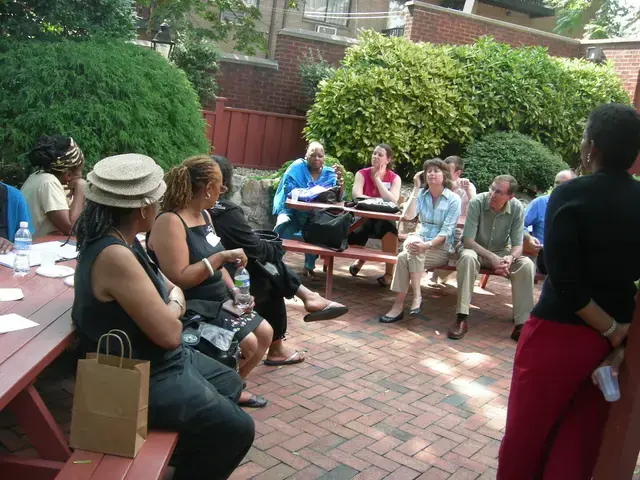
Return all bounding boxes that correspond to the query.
[233,267,251,309]
[13,221,32,276]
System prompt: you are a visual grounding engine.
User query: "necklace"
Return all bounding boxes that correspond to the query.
[112,227,130,246]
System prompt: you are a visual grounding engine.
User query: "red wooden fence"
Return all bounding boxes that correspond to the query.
[203,97,307,169]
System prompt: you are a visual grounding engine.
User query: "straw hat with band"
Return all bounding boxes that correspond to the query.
[84,154,166,208]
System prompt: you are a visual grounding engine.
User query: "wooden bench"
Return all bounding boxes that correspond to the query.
[427,260,547,288]
[282,239,397,299]
[54,431,178,480]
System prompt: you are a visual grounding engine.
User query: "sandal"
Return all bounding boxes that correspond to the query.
[238,394,268,408]
[349,264,360,277]
[304,302,349,322]
[263,350,306,366]
[377,275,391,287]
[303,267,319,280]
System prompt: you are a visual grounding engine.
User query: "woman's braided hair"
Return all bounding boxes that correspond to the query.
[163,155,222,212]
[73,200,134,255]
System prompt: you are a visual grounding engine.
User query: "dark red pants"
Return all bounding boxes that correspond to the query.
[497,316,611,480]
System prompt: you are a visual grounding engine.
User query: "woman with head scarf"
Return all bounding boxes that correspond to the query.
[72,154,254,480]
[21,135,85,238]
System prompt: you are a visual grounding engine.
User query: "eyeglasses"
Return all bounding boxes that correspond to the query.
[489,185,508,196]
[220,185,228,194]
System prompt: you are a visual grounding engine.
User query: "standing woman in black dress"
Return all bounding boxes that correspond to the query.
[498,104,640,479]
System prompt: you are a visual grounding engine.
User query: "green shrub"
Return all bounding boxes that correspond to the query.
[260,155,355,201]
[463,132,569,195]
[170,29,220,104]
[298,49,336,104]
[0,39,209,174]
[305,33,629,171]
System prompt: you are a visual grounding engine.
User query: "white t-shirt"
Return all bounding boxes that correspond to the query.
[452,180,477,216]
[20,172,69,239]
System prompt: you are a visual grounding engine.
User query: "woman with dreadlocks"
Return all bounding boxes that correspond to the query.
[72,153,254,480]
[21,135,86,238]
[147,155,271,408]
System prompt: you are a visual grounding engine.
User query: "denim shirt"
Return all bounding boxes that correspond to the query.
[415,187,461,251]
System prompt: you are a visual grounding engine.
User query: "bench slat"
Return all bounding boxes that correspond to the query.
[55,431,178,480]
[282,239,397,263]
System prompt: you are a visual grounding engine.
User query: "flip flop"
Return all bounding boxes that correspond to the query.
[303,302,349,322]
[263,350,306,367]
[238,394,268,408]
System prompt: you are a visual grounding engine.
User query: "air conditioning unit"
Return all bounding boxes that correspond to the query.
[316,25,337,35]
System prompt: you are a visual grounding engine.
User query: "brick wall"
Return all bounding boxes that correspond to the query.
[404,1,581,58]
[582,40,640,107]
[213,29,355,115]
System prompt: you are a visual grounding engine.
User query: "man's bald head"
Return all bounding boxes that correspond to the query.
[554,169,577,186]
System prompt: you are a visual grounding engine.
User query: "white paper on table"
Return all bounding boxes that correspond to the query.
[0,288,24,301]
[0,313,39,334]
[0,241,78,269]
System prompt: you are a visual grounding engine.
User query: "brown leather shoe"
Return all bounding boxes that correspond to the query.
[447,317,468,340]
[511,324,523,342]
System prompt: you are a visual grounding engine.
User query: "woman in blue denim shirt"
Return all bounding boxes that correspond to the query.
[380,158,461,323]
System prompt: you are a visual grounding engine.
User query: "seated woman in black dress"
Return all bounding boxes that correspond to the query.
[72,153,254,480]
[209,155,348,366]
[147,155,272,408]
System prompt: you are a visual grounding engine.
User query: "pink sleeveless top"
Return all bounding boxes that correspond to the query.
[358,167,398,198]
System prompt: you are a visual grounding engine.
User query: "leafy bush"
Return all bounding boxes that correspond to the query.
[0,39,210,173]
[305,33,629,171]
[298,49,336,104]
[463,132,569,195]
[0,0,135,40]
[260,155,355,201]
[171,29,220,103]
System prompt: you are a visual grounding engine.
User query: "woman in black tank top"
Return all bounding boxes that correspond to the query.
[148,155,272,408]
[72,154,254,480]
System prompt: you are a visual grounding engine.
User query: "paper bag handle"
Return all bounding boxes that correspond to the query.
[107,329,133,359]
[95,330,132,369]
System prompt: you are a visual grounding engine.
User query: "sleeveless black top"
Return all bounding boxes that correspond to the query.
[72,236,184,375]
[147,212,228,302]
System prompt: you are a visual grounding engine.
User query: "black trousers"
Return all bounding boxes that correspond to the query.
[148,348,254,480]
[250,261,302,341]
[348,218,398,246]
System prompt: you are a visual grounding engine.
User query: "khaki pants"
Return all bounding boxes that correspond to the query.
[391,234,451,293]
[456,249,535,325]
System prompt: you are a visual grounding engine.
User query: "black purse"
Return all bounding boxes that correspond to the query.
[353,197,400,213]
[302,208,354,252]
[181,316,240,370]
[313,186,341,204]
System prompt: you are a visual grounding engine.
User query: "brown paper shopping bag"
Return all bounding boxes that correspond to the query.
[70,329,150,458]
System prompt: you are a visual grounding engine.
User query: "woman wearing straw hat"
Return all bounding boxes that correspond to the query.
[147,155,272,408]
[72,154,254,480]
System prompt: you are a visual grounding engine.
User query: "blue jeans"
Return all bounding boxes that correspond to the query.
[274,212,318,270]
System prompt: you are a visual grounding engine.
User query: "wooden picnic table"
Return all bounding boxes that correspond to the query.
[0,235,76,480]
[285,199,403,277]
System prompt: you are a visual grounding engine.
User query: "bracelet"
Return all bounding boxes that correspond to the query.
[426,241,433,249]
[603,319,617,338]
[170,299,185,311]
[201,258,214,277]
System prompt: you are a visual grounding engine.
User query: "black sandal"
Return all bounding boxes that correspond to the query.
[349,264,360,276]
[238,394,268,408]
[377,275,391,287]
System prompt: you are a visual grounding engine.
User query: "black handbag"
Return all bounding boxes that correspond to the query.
[302,208,354,251]
[181,316,240,370]
[313,186,341,204]
[353,197,400,213]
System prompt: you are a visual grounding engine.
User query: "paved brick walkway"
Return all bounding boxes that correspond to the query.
[1,253,540,479]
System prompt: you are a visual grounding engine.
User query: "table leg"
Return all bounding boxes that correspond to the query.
[381,233,398,277]
[325,258,334,300]
[8,384,71,462]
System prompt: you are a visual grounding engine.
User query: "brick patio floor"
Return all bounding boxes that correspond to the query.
[0,252,620,479]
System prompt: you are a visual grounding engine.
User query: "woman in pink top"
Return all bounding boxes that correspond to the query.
[349,144,402,286]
